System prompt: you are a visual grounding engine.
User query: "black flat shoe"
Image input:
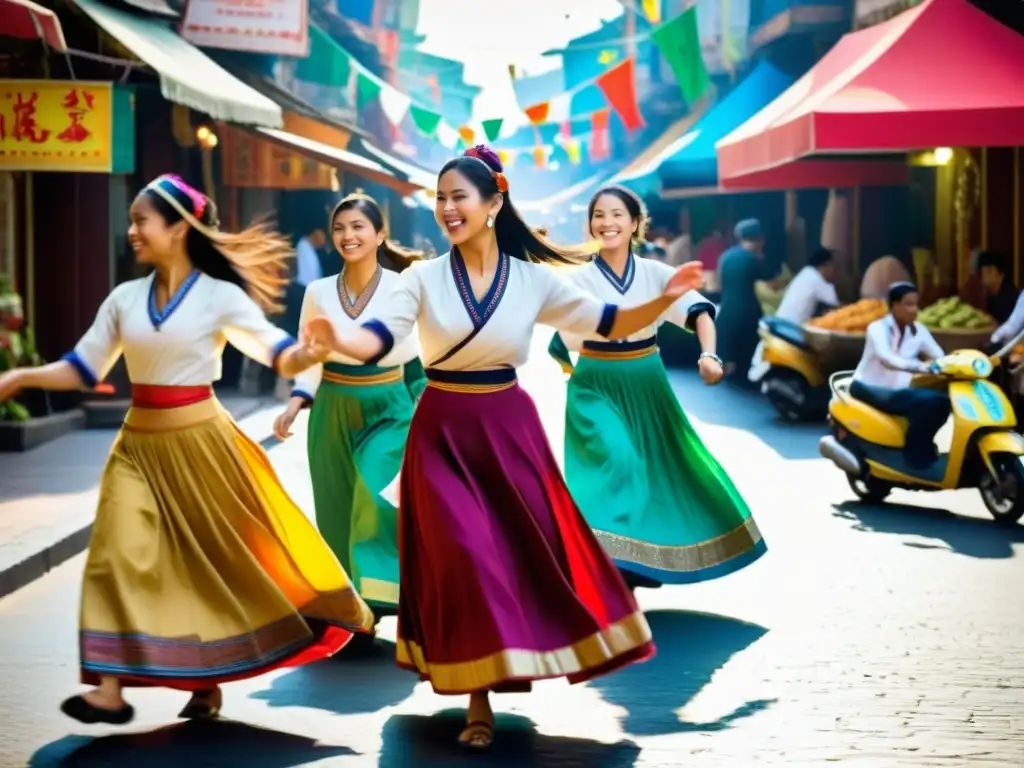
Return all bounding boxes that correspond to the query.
[61,695,135,725]
[178,688,222,720]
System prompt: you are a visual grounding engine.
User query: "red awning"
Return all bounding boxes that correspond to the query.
[0,0,67,52]
[717,0,1024,190]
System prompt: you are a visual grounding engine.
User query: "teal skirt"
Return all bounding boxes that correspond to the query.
[560,344,765,585]
[306,360,423,609]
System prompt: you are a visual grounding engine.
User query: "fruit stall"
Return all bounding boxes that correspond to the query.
[802,296,998,376]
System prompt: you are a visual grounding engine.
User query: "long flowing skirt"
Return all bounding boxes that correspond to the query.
[396,369,655,695]
[565,349,766,585]
[307,363,416,609]
[80,391,376,690]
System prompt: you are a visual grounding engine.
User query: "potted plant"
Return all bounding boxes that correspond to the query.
[0,274,85,450]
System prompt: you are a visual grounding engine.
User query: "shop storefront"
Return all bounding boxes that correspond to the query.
[0,78,135,360]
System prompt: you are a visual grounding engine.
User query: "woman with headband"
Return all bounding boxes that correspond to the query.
[548,186,765,590]
[0,174,375,725]
[302,146,704,750]
[273,193,426,640]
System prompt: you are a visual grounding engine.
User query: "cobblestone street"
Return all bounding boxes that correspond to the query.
[2,346,1023,766]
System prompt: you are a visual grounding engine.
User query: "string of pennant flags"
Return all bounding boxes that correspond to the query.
[297,7,707,169]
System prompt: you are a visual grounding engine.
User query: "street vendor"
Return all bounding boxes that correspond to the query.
[748,247,839,382]
[852,282,949,468]
[974,251,1018,325]
[718,218,779,384]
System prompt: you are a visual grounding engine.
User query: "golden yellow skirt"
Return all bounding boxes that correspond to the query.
[79,396,375,690]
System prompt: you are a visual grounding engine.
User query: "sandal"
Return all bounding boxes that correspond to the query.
[178,687,222,720]
[458,720,494,750]
[61,694,135,726]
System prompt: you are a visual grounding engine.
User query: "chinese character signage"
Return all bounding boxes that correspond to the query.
[180,0,310,58]
[221,125,333,190]
[0,80,134,173]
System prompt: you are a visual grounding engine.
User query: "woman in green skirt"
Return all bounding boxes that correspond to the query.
[274,194,426,629]
[548,186,766,589]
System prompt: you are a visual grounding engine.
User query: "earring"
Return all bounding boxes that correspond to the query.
[486,216,494,228]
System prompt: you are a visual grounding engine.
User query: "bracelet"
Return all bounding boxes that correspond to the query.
[698,352,723,367]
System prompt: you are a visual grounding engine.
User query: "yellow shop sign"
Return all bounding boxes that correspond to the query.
[0,79,134,173]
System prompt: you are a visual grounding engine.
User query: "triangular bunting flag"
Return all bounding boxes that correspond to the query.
[525,102,550,125]
[651,7,709,103]
[565,140,582,165]
[596,58,644,132]
[482,118,503,143]
[409,104,442,137]
[380,86,412,127]
[458,125,475,144]
[436,121,460,149]
[356,72,383,106]
[296,25,352,87]
[532,146,547,168]
[641,0,662,24]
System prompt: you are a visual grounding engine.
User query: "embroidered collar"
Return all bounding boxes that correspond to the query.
[337,264,382,320]
[148,270,201,331]
[595,252,635,295]
[449,247,510,329]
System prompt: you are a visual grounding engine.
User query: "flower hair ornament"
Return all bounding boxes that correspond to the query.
[464,145,510,193]
[145,174,219,236]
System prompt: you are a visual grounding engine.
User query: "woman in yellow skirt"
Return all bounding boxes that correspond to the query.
[0,174,375,726]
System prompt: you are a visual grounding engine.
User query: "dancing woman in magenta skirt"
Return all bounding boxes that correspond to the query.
[303,146,704,749]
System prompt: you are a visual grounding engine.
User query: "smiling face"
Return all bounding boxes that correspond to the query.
[128,193,185,265]
[589,193,638,254]
[332,207,383,265]
[435,168,502,247]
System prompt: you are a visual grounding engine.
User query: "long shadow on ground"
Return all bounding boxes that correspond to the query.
[587,609,775,737]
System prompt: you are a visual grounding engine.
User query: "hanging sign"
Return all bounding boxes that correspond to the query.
[180,0,310,57]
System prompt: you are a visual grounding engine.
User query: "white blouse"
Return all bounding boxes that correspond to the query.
[362,250,615,370]
[292,267,421,400]
[557,254,715,351]
[64,272,294,387]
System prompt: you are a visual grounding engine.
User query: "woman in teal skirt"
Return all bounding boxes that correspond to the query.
[274,194,426,627]
[549,186,766,588]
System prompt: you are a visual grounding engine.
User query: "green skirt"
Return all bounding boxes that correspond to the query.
[562,348,766,585]
[306,361,422,609]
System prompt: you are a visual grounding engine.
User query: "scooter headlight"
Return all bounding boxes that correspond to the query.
[973,358,993,377]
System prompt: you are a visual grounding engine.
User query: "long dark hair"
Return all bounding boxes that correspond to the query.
[587,185,649,247]
[438,146,592,265]
[142,174,290,312]
[329,194,424,272]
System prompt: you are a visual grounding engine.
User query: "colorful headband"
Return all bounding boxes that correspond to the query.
[145,174,218,238]
[148,174,208,220]
[464,147,510,194]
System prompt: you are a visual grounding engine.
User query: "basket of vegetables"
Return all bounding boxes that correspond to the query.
[917,297,995,353]
[804,299,888,371]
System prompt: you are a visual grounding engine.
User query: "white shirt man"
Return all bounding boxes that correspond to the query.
[854,314,945,389]
[295,234,324,287]
[774,264,840,325]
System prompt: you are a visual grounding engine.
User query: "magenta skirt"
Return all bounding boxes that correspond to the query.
[395,368,655,695]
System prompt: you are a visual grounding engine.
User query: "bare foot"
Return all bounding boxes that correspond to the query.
[82,687,127,711]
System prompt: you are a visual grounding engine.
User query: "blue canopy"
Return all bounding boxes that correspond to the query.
[658,61,793,190]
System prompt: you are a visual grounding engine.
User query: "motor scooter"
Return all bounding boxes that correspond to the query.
[819,330,1024,524]
[755,317,828,422]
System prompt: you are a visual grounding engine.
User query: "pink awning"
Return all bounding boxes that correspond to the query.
[717,0,1024,190]
[0,0,67,52]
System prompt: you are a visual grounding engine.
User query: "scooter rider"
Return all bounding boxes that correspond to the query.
[851,282,950,467]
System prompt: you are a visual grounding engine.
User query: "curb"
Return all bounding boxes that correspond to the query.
[0,400,281,601]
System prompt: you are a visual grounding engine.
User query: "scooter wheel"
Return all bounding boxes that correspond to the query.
[979,454,1024,525]
[847,472,892,504]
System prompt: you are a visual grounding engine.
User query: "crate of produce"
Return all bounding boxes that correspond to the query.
[802,327,867,371]
[918,297,995,353]
[804,299,887,371]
